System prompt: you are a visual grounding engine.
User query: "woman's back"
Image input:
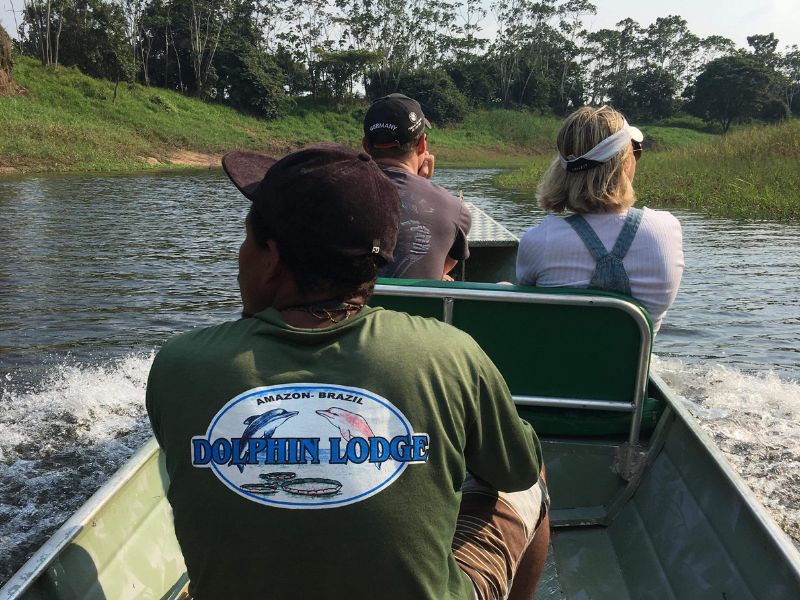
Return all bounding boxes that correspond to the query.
[516,207,684,331]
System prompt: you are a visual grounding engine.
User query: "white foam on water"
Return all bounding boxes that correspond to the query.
[652,355,800,545]
[0,353,155,584]
[0,354,153,461]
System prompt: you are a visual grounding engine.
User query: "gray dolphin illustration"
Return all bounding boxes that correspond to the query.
[234,408,298,472]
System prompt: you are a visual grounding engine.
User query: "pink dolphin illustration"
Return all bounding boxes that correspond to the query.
[316,407,381,470]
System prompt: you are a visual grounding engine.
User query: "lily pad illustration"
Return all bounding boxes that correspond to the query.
[260,471,297,481]
[240,482,279,495]
[281,478,342,497]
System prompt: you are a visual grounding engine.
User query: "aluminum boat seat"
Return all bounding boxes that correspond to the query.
[371,279,656,437]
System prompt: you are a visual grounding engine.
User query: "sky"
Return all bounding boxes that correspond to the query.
[1,0,799,50]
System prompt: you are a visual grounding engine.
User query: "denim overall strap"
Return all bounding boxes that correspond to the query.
[610,207,643,259]
[565,208,643,296]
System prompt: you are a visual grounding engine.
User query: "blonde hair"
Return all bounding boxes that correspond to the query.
[536,106,636,214]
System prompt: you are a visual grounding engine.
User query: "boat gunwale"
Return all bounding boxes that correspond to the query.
[649,371,800,579]
[0,438,162,600]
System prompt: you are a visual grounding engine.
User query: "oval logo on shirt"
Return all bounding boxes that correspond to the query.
[191,384,429,509]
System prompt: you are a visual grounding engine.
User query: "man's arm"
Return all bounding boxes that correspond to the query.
[464,351,542,492]
[442,257,458,281]
[443,201,472,280]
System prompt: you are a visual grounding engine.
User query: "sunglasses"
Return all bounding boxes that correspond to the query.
[632,140,643,161]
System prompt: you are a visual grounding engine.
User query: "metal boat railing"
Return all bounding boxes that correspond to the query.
[373,284,653,449]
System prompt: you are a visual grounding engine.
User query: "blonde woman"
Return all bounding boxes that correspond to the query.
[516,106,684,332]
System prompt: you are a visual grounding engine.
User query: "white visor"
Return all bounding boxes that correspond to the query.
[559,119,643,172]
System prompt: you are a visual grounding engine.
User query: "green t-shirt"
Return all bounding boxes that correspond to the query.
[146,306,542,599]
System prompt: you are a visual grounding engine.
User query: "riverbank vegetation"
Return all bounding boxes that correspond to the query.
[10,1,800,128]
[496,119,800,221]
[0,56,558,173]
[3,0,800,220]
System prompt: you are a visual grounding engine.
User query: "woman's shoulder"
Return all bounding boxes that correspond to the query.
[636,207,684,249]
[640,206,681,228]
[522,214,568,235]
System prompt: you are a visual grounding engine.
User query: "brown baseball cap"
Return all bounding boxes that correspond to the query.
[222,143,400,266]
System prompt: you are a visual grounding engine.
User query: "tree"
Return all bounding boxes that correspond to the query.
[613,66,678,121]
[444,54,499,107]
[23,0,133,92]
[19,0,67,66]
[747,33,779,69]
[781,45,800,115]
[186,0,225,98]
[686,55,775,132]
[640,15,699,87]
[555,0,594,112]
[583,18,641,105]
[686,35,735,86]
[315,48,379,106]
[338,0,415,97]
[450,0,488,61]
[489,0,579,110]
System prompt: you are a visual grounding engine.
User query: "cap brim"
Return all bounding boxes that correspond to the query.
[626,124,643,143]
[222,151,278,201]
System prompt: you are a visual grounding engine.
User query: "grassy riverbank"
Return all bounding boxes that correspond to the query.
[4,57,797,220]
[496,118,800,221]
[0,56,554,174]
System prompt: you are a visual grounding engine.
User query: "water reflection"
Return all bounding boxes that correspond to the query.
[1,169,798,383]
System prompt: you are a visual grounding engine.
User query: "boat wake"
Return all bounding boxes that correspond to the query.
[1,353,798,587]
[652,355,800,548]
[0,354,152,586]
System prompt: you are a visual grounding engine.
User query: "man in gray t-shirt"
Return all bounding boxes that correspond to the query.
[363,94,471,280]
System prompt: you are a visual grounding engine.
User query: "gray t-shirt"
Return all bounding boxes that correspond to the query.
[379,167,472,279]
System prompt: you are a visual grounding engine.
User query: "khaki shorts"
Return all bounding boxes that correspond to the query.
[452,473,550,600]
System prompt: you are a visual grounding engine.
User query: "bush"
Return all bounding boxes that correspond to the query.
[150,94,176,113]
[444,58,499,108]
[396,68,470,125]
[217,46,292,119]
[761,98,790,123]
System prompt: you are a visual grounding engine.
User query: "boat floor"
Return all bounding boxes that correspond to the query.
[535,529,631,600]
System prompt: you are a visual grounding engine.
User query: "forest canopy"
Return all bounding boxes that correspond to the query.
[13,0,800,125]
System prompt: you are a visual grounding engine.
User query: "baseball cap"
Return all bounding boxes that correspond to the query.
[222,144,400,268]
[363,93,432,148]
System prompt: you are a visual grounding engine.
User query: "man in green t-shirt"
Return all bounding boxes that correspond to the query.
[146,143,550,600]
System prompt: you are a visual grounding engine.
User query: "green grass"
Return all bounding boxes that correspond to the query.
[636,120,800,220]
[0,57,554,174]
[496,118,800,221]
[432,110,562,168]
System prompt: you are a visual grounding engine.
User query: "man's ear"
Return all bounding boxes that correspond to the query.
[362,138,371,154]
[261,239,283,283]
[416,134,427,156]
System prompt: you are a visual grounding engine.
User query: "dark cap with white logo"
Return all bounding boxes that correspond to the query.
[363,93,432,148]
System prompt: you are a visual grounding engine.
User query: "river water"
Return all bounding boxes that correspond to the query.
[1,169,798,584]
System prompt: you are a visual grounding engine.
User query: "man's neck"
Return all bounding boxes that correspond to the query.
[373,156,417,175]
[275,295,367,329]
